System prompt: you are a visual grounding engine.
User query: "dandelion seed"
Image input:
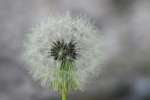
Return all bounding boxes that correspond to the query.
[23,13,104,100]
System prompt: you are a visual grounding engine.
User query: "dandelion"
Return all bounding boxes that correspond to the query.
[23,13,104,100]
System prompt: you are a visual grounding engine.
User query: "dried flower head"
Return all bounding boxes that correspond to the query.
[23,13,104,94]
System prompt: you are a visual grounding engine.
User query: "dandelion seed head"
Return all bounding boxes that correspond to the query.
[23,13,105,91]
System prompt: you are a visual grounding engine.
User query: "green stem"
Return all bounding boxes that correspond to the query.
[61,91,67,100]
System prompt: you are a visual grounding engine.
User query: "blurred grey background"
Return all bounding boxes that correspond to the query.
[1,0,150,100]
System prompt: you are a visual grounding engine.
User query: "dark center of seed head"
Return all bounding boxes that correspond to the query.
[50,39,78,62]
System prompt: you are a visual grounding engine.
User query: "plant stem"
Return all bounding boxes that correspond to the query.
[61,91,67,100]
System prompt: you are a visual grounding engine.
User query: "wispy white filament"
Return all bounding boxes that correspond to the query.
[23,13,105,91]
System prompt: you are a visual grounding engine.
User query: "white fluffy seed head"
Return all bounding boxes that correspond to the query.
[23,13,105,91]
